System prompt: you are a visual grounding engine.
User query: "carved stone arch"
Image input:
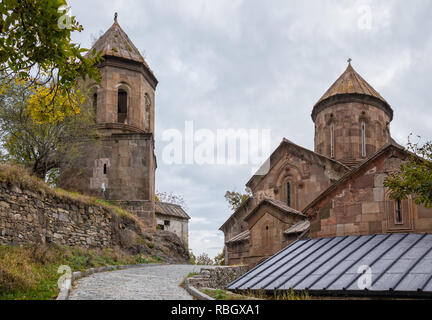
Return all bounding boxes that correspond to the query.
[384,189,414,232]
[116,82,132,97]
[325,113,336,126]
[359,111,370,123]
[274,160,304,209]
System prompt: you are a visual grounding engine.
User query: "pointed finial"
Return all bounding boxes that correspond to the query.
[114,12,118,22]
[347,58,352,65]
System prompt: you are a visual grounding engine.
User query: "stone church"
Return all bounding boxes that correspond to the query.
[220,61,432,267]
[60,14,190,245]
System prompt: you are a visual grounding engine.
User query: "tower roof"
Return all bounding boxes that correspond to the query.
[312,62,393,121]
[86,13,154,75]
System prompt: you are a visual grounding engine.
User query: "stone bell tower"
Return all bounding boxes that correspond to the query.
[60,13,158,230]
[312,61,393,167]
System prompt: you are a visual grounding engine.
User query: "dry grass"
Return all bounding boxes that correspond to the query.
[200,288,310,301]
[202,288,263,300]
[0,163,143,227]
[0,164,49,194]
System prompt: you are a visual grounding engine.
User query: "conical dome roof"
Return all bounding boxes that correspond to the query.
[312,62,393,121]
[86,13,155,78]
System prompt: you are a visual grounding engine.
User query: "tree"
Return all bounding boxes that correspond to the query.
[0,77,98,179]
[196,253,214,266]
[156,191,187,208]
[214,248,226,266]
[188,250,196,265]
[224,188,252,212]
[0,0,101,120]
[385,137,432,208]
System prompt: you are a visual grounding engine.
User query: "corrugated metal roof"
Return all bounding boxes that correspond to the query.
[226,231,251,244]
[284,220,310,235]
[227,233,432,297]
[155,202,190,220]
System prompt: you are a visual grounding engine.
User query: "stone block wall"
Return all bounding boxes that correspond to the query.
[247,141,348,212]
[60,133,155,203]
[306,147,432,238]
[0,182,113,247]
[314,102,391,167]
[226,241,250,267]
[113,200,156,231]
[187,266,250,290]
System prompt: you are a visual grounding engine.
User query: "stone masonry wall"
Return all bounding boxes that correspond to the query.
[187,266,250,290]
[0,182,112,247]
[306,147,432,238]
[314,102,391,167]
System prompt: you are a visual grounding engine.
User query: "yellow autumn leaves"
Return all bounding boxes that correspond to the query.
[27,85,85,123]
[0,76,86,124]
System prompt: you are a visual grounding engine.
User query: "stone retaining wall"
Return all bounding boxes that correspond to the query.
[187,266,249,290]
[0,182,113,247]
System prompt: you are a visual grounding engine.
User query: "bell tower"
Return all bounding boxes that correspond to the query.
[312,61,393,167]
[60,14,158,230]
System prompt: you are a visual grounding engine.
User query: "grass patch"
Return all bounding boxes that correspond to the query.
[201,289,262,300]
[200,288,310,301]
[135,236,156,249]
[179,272,200,287]
[0,244,161,300]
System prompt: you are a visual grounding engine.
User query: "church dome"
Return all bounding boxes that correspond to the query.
[85,13,156,81]
[312,62,393,122]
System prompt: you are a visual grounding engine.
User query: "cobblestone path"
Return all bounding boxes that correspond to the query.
[68,265,205,300]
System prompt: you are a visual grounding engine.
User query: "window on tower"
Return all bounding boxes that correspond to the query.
[330,124,335,158]
[286,182,291,207]
[395,199,403,224]
[361,122,366,157]
[118,89,128,123]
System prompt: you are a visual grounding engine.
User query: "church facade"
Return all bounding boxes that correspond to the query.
[220,62,432,267]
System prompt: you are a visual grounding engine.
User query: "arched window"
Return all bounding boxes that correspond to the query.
[361,121,366,158]
[385,191,413,231]
[118,89,128,123]
[286,182,291,207]
[92,93,98,110]
[395,199,403,224]
[330,124,335,158]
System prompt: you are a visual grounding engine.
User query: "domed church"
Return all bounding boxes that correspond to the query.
[220,60,432,267]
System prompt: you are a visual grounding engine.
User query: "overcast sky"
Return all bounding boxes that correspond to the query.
[68,0,432,258]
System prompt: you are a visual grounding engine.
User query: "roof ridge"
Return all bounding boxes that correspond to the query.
[282,138,349,168]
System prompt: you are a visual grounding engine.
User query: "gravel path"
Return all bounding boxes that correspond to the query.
[68,265,206,300]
